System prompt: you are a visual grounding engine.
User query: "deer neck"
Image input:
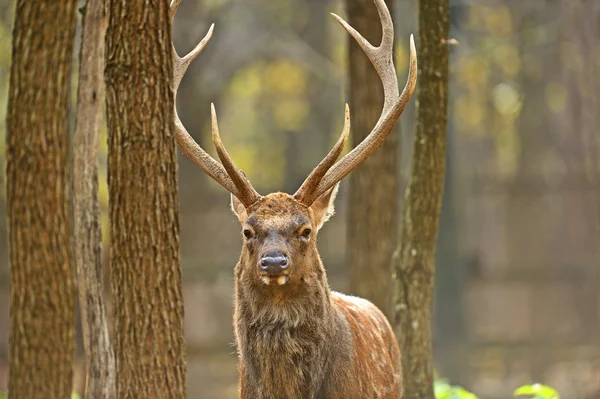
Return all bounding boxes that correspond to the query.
[233,257,338,398]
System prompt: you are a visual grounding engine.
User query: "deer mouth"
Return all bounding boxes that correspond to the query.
[260,275,289,286]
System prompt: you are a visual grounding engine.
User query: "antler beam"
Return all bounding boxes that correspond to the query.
[294,0,418,205]
[293,105,350,205]
[170,0,261,207]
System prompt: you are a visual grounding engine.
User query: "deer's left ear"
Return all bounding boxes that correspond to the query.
[310,183,340,231]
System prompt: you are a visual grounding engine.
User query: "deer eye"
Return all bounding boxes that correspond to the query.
[300,228,312,239]
[243,229,254,239]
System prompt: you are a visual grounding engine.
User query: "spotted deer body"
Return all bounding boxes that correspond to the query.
[170,0,417,397]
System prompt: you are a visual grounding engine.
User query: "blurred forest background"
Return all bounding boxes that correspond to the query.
[0,0,599,398]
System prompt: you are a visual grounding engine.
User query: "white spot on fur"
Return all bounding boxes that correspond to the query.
[261,276,271,285]
[277,276,287,285]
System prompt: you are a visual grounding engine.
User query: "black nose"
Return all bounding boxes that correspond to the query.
[259,251,288,275]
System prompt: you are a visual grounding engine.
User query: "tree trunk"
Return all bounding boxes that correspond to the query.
[105,1,186,397]
[299,0,335,192]
[6,1,78,397]
[346,0,398,320]
[392,0,449,397]
[72,0,116,397]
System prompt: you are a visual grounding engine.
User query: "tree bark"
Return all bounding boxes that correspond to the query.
[6,1,78,397]
[346,0,398,320]
[72,0,116,397]
[105,1,186,397]
[392,0,449,397]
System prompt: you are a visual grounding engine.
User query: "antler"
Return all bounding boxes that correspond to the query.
[293,104,350,204]
[294,0,417,206]
[170,0,261,207]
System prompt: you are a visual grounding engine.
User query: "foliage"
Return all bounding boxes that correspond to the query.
[514,384,561,399]
[434,378,561,399]
[434,379,479,399]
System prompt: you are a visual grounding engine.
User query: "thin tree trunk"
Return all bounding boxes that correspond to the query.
[72,0,115,397]
[6,1,78,397]
[346,0,398,320]
[105,1,186,397]
[392,0,449,396]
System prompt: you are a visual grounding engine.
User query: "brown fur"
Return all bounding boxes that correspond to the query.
[231,190,402,399]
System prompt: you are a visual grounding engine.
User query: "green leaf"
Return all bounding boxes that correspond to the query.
[514,383,560,399]
[434,378,453,398]
[452,386,479,399]
[434,379,479,399]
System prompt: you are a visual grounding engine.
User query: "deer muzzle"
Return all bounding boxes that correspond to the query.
[259,250,289,277]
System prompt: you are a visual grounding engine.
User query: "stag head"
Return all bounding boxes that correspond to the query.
[230,186,338,287]
[170,0,417,288]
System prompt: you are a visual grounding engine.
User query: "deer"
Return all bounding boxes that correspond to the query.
[170,0,417,397]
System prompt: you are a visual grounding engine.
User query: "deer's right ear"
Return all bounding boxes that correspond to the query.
[230,194,247,222]
[310,183,340,231]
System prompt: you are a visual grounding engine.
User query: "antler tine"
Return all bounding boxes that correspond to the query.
[330,0,398,104]
[169,0,182,22]
[300,0,417,203]
[293,104,350,205]
[172,21,214,92]
[211,104,261,207]
[170,1,261,204]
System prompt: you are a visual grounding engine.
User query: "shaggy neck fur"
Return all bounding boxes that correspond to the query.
[234,256,341,399]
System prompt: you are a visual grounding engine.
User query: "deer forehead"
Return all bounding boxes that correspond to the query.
[245,193,313,230]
